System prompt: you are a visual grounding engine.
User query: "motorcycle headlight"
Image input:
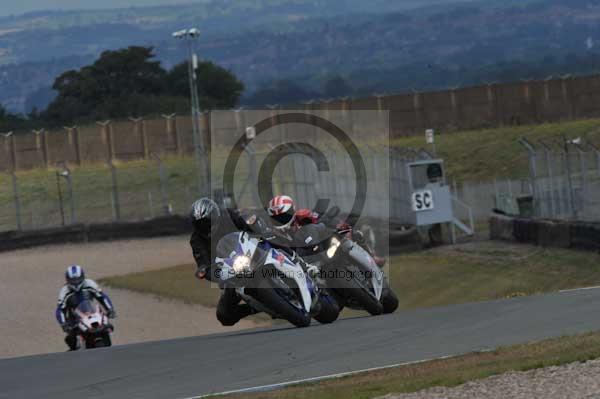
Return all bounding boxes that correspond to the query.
[232,255,251,274]
[327,237,341,258]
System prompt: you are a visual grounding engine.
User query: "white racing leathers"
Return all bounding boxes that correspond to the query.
[55,279,114,326]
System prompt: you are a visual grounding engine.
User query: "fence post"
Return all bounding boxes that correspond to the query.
[130,117,149,160]
[538,141,556,218]
[3,132,17,170]
[562,137,577,219]
[147,192,155,219]
[162,113,179,155]
[64,126,82,166]
[108,160,121,221]
[151,152,171,215]
[97,120,114,161]
[33,129,48,168]
[576,145,588,212]
[57,163,76,225]
[10,170,22,230]
[55,170,66,226]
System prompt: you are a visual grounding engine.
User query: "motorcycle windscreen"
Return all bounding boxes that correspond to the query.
[216,232,268,266]
[76,300,98,315]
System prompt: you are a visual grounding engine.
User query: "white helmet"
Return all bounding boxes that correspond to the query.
[65,265,85,291]
[267,195,295,229]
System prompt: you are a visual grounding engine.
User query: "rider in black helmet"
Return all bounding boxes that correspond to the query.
[189,198,259,326]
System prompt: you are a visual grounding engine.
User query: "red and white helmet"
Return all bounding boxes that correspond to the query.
[267,195,295,229]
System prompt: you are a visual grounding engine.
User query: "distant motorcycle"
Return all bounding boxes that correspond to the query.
[73,299,113,349]
[297,212,399,316]
[215,231,339,327]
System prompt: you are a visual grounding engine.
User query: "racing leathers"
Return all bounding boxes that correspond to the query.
[55,279,115,350]
[190,207,262,326]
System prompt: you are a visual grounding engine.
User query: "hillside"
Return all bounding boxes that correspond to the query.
[2,0,599,112]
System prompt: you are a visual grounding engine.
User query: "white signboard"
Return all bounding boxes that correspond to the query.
[425,129,435,144]
[412,190,434,212]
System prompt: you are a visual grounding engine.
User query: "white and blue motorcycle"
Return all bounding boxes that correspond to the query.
[214,231,339,327]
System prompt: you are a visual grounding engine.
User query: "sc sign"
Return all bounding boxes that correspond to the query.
[411,190,434,212]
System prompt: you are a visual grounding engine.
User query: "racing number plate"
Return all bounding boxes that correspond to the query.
[411,190,434,212]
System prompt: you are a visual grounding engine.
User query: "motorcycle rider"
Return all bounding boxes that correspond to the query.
[190,197,262,326]
[266,195,386,267]
[55,265,116,351]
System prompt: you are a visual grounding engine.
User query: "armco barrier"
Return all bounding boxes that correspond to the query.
[0,215,420,254]
[0,224,87,252]
[0,216,191,253]
[537,220,571,248]
[87,216,189,242]
[489,214,514,242]
[570,223,600,251]
[490,214,599,251]
[389,226,423,253]
[513,218,538,244]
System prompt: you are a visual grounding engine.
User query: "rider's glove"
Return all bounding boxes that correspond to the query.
[61,323,72,333]
[195,266,208,280]
[306,264,320,279]
[107,310,117,319]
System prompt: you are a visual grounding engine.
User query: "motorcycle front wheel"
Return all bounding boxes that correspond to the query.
[252,277,312,328]
[313,290,340,324]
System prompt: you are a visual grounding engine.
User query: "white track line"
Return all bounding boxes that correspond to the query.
[559,285,600,293]
[184,352,482,399]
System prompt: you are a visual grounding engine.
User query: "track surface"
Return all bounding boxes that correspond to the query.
[2,287,600,399]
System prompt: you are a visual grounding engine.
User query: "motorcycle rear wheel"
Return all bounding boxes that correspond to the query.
[381,278,399,314]
[333,267,383,316]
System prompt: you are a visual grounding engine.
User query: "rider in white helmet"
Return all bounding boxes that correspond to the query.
[55,265,116,350]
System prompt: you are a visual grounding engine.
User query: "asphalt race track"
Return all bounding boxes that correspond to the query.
[3,287,600,399]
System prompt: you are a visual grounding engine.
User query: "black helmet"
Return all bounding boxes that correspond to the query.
[65,265,85,291]
[190,198,220,234]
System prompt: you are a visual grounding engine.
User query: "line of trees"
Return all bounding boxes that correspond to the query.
[1,46,245,131]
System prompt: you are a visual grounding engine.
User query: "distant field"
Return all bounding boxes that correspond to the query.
[2,117,600,231]
[100,241,600,313]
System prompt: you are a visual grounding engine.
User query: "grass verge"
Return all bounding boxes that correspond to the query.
[100,241,600,311]
[216,331,600,399]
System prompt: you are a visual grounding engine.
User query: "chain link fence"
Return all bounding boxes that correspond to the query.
[0,155,200,232]
[4,138,563,234]
[519,137,600,221]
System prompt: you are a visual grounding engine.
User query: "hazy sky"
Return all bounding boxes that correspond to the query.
[0,0,194,17]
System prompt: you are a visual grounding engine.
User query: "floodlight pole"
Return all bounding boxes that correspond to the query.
[174,28,208,197]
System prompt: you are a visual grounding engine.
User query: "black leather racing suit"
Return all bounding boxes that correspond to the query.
[190,208,258,326]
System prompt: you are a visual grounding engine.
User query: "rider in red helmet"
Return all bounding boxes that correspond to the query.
[266,195,385,267]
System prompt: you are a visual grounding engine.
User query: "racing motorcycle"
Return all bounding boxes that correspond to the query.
[73,299,113,349]
[296,212,399,316]
[214,231,339,327]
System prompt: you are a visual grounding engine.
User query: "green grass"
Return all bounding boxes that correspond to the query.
[392,117,600,181]
[222,331,600,399]
[4,117,600,231]
[100,241,600,311]
[100,264,221,306]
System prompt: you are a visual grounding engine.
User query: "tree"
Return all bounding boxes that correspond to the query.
[43,46,168,123]
[244,79,319,106]
[322,75,352,98]
[42,46,245,124]
[0,104,30,132]
[166,61,245,110]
